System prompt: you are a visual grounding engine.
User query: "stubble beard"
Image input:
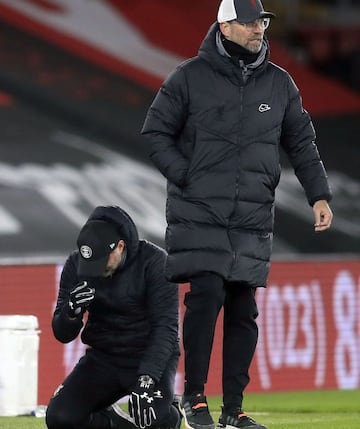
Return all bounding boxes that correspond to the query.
[246,39,262,53]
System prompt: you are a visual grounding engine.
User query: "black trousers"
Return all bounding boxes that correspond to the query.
[46,348,179,429]
[183,273,259,411]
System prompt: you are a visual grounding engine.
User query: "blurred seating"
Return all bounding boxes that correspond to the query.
[265,0,360,92]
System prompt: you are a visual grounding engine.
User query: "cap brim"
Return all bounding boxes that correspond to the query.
[261,11,276,19]
[77,255,108,277]
[237,11,276,23]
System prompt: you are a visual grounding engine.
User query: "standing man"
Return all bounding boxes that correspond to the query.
[46,205,181,429]
[141,1,333,428]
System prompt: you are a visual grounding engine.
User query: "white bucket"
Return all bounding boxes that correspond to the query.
[0,315,40,416]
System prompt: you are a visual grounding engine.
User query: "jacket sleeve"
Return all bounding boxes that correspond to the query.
[52,252,84,343]
[137,248,179,382]
[280,73,332,206]
[141,66,190,187]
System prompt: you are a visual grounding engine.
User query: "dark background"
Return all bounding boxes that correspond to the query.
[0,0,359,262]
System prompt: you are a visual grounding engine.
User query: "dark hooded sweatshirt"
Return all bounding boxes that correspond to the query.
[52,206,179,382]
[142,23,332,287]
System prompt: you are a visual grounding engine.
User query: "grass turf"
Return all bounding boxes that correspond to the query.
[1,389,359,429]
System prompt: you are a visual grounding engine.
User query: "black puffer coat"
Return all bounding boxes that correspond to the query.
[52,206,179,382]
[142,24,332,287]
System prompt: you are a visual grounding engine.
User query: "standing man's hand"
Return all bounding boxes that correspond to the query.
[313,200,333,232]
[68,281,95,317]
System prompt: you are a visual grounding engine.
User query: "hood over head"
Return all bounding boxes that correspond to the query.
[76,206,139,277]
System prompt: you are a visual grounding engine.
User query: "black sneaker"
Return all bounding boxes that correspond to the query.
[180,393,215,429]
[217,408,268,429]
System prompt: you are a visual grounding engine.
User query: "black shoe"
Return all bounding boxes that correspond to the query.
[217,408,268,429]
[180,393,215,429]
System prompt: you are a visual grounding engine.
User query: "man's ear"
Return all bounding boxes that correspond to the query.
[219,22,230,38]
[117,240,125,251]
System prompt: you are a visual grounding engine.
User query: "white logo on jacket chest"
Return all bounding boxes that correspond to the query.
[258,103,271,112]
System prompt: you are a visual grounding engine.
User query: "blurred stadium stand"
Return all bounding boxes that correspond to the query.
[263,0,360,92]
[0,0,359,262]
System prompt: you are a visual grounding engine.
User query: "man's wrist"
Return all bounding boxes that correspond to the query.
[138,375,155,388]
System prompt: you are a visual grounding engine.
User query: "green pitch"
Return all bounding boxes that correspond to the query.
[1,389,359,429]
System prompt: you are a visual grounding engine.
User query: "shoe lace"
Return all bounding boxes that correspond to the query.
[235,412,257,424]
[190,394,209,412]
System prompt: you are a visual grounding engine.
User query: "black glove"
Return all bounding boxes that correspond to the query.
[128,375,163,428]
[68,281,95,317]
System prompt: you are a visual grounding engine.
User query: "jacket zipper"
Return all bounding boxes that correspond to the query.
[228,84,245,277]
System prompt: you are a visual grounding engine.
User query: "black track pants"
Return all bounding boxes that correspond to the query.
[183,273,258,410]
[46,349,179,429]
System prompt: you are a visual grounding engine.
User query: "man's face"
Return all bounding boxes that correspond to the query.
[103,240,125,277]
[221,19,268,53]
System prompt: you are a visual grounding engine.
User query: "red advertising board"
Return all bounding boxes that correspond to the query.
[0,260,359,404]
[196,261,360,394]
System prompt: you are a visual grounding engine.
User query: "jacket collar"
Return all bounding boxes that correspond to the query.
[198,22,269,80]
